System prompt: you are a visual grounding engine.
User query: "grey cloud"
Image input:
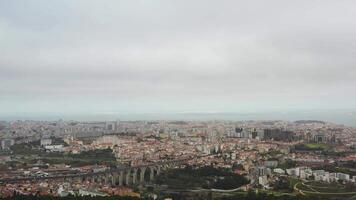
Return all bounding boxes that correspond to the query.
[1,0,356,115]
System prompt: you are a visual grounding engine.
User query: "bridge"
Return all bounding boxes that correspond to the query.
[0,156,200,186]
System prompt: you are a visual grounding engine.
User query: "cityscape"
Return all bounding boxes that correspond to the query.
[1,0,356,200]
[0,120,355,199]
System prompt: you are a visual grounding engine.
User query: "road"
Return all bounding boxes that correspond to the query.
[0,156,198,183]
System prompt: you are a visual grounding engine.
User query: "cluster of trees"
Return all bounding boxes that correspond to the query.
[10,142,43,155]
[154,166,249,190]
[294,143,330,152]
[272,177,294,192]
[277,159,297,169]
[69,149,114,160]
[212,175,249,190]
[10,139,67,156]
[41,148,117,167]
[10,142,117,168]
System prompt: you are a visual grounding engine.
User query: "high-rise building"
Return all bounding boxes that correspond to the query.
[263,129,294,141]
[1,139,14,150]
[314,133,326,143]
[40,138,52,146]
[251,128,258,139]
[257,166,267,176]
[105,121,117,131]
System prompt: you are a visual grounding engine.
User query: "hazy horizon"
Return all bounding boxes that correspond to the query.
[1,109,355,127]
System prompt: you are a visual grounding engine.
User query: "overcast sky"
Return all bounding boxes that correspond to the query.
[1,0,356,117]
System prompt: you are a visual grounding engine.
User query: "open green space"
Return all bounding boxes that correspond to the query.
[154,166,249,190]
[301,182,355,193]
[295,181,356,199]
[277,159,297,169]
[305,143,329,149]
[40,152,117,167]
[295,143,332,151]
[40,149,117,167]
[271,177,300,193]
[10,143,117,167]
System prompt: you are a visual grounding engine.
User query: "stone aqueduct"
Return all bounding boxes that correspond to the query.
[0,158,192,186]
[67,161,184,186]
[87,165,165,186]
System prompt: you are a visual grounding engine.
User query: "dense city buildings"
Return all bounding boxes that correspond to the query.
[0,119,355,199]
[2,0,356,199]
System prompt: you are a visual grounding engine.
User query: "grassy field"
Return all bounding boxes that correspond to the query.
[295,181,356,199]
[304,182,355,193]
[304,143,331,150]
[10,146,117,167]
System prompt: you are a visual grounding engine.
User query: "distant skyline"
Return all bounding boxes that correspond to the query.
[1,1,356,120]
[1,110,355,128]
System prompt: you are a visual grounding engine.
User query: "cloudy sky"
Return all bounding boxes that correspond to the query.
[1,0,356,117]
